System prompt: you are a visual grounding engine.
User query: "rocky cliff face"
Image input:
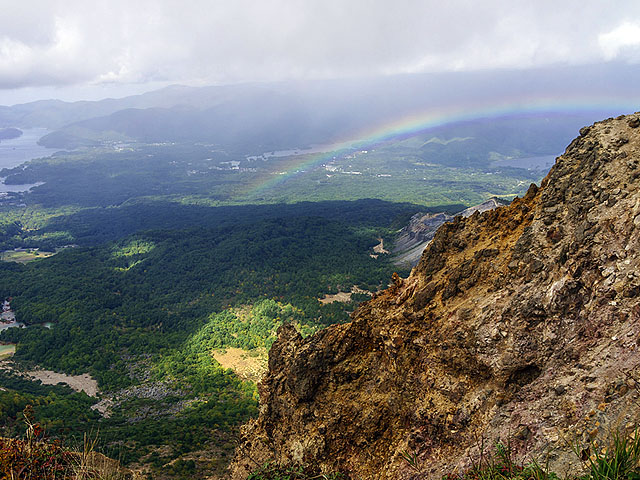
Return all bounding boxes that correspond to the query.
[230,114,640,479]
[393,198,507,267]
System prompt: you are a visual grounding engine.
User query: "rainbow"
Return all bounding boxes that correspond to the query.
[242,93,640,197]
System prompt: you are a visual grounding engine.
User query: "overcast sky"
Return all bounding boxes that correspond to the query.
[1,0,640,105]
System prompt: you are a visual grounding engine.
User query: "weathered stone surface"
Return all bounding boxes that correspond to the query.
[392,199,506,267]
[230,114,640,479]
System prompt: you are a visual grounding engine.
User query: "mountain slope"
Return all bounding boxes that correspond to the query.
[230,113,640,479]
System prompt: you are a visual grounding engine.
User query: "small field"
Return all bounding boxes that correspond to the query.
[0,344,15,358]
[212,347,268,383]
[0,250,55,263]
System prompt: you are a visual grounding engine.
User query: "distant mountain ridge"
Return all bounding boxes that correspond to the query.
[0,69,628,155]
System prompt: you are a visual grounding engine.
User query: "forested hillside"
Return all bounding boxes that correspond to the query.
[0,209,410,476]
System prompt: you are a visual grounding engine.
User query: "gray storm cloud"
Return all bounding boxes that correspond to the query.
[1,0,640,93]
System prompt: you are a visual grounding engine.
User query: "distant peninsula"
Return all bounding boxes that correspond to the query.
[0,127,23,141]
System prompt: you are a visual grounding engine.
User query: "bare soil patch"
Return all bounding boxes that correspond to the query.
[26,370,100,396]
[319,291,353,304]
[0,360,100,397]
[373,238,389,254]
[319,286,371,304]
[212,347,267,383]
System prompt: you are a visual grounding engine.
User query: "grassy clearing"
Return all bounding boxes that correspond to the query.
[0,344,15,357]
[212,347,268,383]
[0,249,55,263]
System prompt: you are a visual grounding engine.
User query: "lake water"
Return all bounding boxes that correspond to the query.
[490,155,557,171]
[0,128,54,169]
[0,128,55,192]
[0,181,44,193]
[246,144,343,161]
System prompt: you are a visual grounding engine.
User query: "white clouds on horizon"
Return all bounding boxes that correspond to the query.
[599,21,640,61]
[1,0,640,101]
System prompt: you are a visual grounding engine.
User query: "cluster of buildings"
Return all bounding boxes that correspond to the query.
[1,299,16,325]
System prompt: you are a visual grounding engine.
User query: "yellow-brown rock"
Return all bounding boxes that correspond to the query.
[230,113,640,479]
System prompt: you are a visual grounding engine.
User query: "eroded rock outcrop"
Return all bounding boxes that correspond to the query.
[393,198,507,267]
[230,114,640,479]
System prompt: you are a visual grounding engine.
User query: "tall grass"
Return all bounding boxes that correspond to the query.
[583,428,640,480]
[437,428,640,480]
[0,406,135,480]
